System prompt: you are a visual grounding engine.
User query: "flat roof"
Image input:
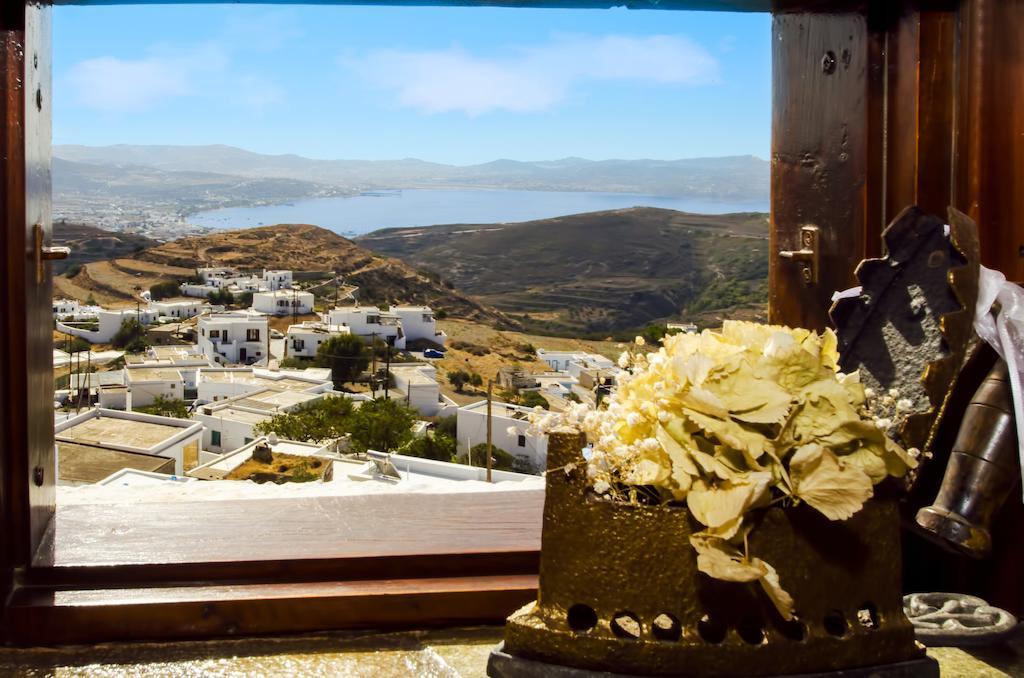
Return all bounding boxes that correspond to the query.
[57,442,175,485]
[237,390,320,410]
[461,400,534,419]
[58,415,189,449]
[256,289,313,298]
[126,367,183,383]
[391,365,436,386]
[202,407,271,425]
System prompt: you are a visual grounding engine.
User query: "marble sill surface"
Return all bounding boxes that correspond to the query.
[0,625,1021,677]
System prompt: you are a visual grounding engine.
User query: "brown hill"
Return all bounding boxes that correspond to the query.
[133,224,513,326]
[53,220,157,275]
[360,207,769,336]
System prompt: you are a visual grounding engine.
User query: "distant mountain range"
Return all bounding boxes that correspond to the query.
[54,157,349,211]
[54,144,769,201]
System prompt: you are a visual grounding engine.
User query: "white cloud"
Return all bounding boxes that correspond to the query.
[66,56,193,112]
[347,34,719,116]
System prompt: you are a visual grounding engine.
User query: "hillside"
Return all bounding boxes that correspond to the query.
[130,224,512,325]
[55,145,769,202]
[52,221,157,275]
[359,207,769,336]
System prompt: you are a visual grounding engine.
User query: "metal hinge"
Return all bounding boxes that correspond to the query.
[779,225,820,285]
[33,223,70,285]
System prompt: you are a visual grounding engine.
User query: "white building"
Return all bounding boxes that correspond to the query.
[124,366,185,409]
[125,345,212,391]
[197,312,269,365]
[262,270,293,291]
[196,367,334,403]
[456,400,547,474]
[285,321,350,359]
[197,267,237,284]
[389,306,447,346]
[57,308,160,345]
[389,363,458,417]
[536,349,621,384]
[252,289,314,316]
[325,306,405,349]
[195,388,329,454]
[149,299,204,320]
[55,408,204,477]
[52,298,79,318]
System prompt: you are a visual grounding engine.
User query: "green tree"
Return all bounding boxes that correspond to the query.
[448,369,470,393]
[149,281,180,301]
[519,390,550,410]
[401,432,456,462]
[468,443,518,472]
[434,414,457,439]
[136,395,189,419]
[85,293,97,306]
[348,398,416,453]
[315,334,370,388]
[67,336,91,353]
[470,372,484,388]
[111,317,149,353]
[254,396,355,444]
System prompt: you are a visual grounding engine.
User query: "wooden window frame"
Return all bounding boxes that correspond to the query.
[3,0,1018,646]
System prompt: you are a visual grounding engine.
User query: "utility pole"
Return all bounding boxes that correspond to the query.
[486,379,493,483]
[384,341,391,400]
[370,331,378,397]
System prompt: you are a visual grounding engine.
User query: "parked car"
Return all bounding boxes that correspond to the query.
[270,329,284,339]
[423,348,445,359]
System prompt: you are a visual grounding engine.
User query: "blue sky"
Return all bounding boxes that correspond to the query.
[53,5,770,165]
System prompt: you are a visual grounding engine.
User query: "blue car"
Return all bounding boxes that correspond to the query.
[423,348,446,359]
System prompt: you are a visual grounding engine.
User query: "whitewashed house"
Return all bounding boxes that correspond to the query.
[262,270,293,291]
[195,388,328,454]
[456,400,547,474]
[55,408,204,477]
[124,366,185,408]
[52,298,79,318]
[389,363,458,417]
[196,367,334,403]
[57,308,159,345]
[197,312,268,365]
[149,299,204,320]
[325,306,406,349]
[252,289,314,316]
[286,321,350,359]
[389,306,447,346]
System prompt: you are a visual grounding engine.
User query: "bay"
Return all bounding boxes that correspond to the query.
[188,188,768,237]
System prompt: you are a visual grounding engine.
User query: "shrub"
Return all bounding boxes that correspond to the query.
[149,280,180,301]
[64,263,82,278]
[402,432,456,462]
[448,369,471,393]
[279,356,311,369]
[519,390,549,410]
[468,443,518,472]
[67,337,91,353]
[136,395,189,419]
[434,415,457,439]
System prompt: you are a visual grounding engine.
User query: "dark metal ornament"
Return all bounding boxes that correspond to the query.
[829,206,980,474]
[493,433,935,677]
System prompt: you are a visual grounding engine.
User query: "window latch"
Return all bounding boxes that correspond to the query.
[33,223,70,285]
[778,225,819,285]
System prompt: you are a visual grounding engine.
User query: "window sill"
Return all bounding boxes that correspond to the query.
[11,489,543,644]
